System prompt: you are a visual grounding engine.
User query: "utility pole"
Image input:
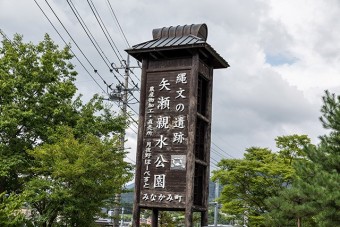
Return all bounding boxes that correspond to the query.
[214,179,220,227]
[120,207,125,227]
[111,55,139,227]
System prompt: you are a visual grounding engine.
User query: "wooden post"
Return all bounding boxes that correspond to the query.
[185,53,199,227]
[132,58,148,227]
[202,211,208,227]
[152,209,158,227]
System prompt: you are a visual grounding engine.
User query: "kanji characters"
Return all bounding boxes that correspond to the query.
[142,72,190,195]
[173,132,185,144]
[176,73,188,84]
[155,155,168,168]
[154,174,166,188]
[155,135,168,149]
[157,96,170,110]
[156,116,170,129]
[159,78,171,91]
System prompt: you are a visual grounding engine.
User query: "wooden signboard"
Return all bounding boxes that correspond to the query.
[126,24,228,227]
[140,68,190,209]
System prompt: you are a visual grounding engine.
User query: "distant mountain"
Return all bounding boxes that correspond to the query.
[121,183,134,204]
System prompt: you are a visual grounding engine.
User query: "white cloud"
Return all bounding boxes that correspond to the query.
[1,0,338,162]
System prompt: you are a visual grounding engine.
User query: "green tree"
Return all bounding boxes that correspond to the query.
[275,134,311,164]
[0,34,130,225]
[266,92,340,227]
[213,147,294,226]
[311,91,340,225]
[265,135,316,227]
[265,186,317,227]
[23,127,132,226]
[278,91,340,227]
[0,34,77,193]
[0,192,25,226]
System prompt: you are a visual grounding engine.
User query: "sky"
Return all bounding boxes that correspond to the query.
[1,0,340,170]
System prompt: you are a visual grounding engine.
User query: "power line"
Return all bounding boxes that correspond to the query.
[67,0,112,69]
[87,0,124,65]
[105,0,141,83]
[56,0,127,92]
[0,29,10,41]
[37,0,138,131]
[106,0,130,48]
[44,0,113,90]
[34,0,106,93]
[212,132,242,154]
[211,149,223,162]
[66,0,127,89]
[210,157,219,170]
[129,68,141,82]
[111,64,140,105]
[125,156,136,165]
[85,0,141,100]
[210,157,219,166]
[211,141,235,158]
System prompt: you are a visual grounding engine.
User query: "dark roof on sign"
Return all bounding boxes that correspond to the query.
[125,24,229,69]
[132,35,205,50]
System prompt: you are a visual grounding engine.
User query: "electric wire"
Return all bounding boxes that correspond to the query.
[88,0,142,117]
[211,141,235,158]
[210,148,223,167]
[116,63,140,103]
[67,0,112,69]
[109,61,140,105]
[34,0,106,93]
[105,0,141,83]
[44,0,113,90]
[109,99,138,132]
[87,0,124,64]
[2,21,136,168]
[210,158,219,170]
[129,68,141,82]
[126,102,138,115]
[106,0,130,48]
[213,133,242,154]
[68,0,126,89]
[210,156,219,165]
[210,155,219,164]
[86,0,141,101]
[126,156,136,165]
[66,0,126,89]
[0,29,10,41]
[38,0,138,132]
[106,0,142,82]
[211,148,222,160]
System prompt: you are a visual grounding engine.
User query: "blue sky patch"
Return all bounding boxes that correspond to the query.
[265,53,297,66]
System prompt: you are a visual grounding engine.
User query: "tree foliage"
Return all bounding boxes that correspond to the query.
[310,92,340,225]
[265,186,317,227]
[268,91,340,227]
[213,147,289,226]
[0,192,25,226]
[212,135,310,226]
[275,134,310,164]
[0,34,132,225]
[264,92,340,227]
[23,127,132,226]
